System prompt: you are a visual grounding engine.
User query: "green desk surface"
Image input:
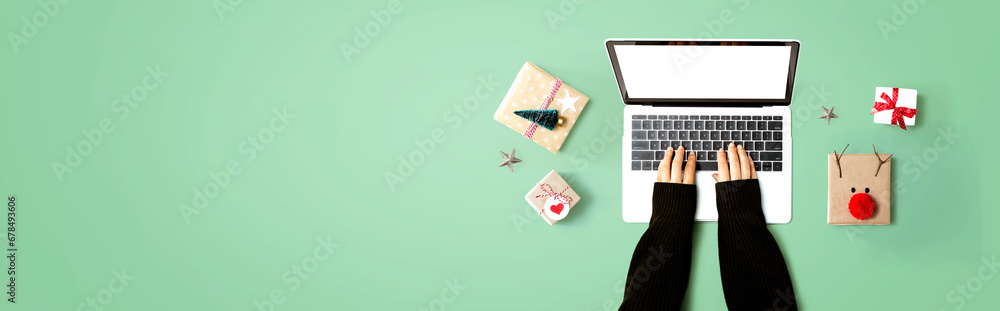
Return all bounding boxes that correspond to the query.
[1,0,997,310]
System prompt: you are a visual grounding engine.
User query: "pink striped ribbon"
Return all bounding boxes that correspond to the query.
[523,78,562,139]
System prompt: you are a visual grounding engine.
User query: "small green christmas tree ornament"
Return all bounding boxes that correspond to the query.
[514,109,562,131]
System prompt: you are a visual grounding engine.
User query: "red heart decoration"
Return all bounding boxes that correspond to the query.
[550,203,564,215]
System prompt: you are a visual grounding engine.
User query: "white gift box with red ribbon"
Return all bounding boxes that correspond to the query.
[872,87,918,130]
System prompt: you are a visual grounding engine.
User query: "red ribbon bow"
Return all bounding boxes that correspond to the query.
[871,88,917,130]
[535,183,572,207]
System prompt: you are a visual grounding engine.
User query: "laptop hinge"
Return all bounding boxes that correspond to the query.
[637,102,770,108]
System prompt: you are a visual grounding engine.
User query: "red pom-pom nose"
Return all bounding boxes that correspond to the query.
[848,193,875,220]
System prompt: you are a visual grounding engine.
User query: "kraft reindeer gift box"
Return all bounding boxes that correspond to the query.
[828,145,892,225]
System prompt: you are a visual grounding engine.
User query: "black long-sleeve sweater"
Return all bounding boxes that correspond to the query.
[619,180,796,311]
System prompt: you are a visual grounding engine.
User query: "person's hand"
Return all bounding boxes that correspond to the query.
[657,146,697,184]
[713,143,756,182]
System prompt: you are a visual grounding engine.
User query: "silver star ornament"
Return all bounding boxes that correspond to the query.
[819,106,839,125]
[498,148,523,172]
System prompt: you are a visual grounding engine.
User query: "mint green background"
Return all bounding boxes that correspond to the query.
[1,0,997,310]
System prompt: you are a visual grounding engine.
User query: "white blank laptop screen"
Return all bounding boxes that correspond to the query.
[614,45,792,99]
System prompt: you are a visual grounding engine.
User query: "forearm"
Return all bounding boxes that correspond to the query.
[620,183,696,311]
[716,180,797,311]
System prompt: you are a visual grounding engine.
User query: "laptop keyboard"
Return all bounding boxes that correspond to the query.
[630,115,785,171]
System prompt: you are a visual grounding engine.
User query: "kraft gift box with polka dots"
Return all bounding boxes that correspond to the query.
[494,62,589,154]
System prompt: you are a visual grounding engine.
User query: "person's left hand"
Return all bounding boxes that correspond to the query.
[657,146,697,184]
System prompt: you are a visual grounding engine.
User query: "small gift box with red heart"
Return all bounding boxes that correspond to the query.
[872,87,918,130]
[524,170,581,225]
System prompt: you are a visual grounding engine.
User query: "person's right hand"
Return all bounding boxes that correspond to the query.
[657,146,697,184]
[713,143,756,182]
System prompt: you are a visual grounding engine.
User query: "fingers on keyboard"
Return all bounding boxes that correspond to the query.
[630,115,784,171]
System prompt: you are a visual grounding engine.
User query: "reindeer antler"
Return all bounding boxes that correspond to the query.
[873,144,892,177]
[833,144,849,178]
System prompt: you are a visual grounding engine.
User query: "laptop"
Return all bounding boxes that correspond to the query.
[606,39,800,224]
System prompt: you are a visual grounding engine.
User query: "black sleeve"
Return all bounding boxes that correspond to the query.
[715,179,797,311]
[619,182,697,311]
